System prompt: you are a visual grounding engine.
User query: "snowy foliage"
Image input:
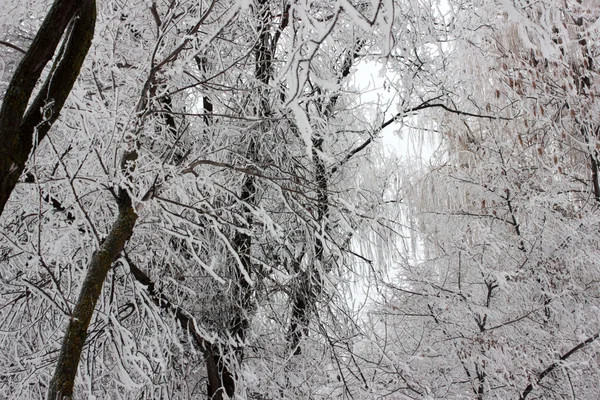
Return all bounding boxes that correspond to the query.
[1,0,599,399]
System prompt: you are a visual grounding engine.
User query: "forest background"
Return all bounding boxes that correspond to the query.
[1,0,599,399]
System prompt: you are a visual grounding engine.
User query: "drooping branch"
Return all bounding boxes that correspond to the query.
[206,0,275,394]
[124,253,209,351]
[191,36,241,400]
[127,256,234,400]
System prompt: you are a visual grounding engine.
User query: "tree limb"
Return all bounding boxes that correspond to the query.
[124,253,209,351]
[46,182,137,400]
[332,99,510,174]
[519,331,600,400]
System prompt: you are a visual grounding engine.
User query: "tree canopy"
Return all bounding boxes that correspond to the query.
[1,0,599,399]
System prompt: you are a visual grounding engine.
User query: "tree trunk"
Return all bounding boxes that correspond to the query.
[286,45,361,354]
[47,184,137,400]
[0,0,95,215]
[205,345,236,400]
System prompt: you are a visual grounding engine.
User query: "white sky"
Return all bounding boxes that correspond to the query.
[350,60,439,162]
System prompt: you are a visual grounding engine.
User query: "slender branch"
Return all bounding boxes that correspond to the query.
[399,102,510,122]
[332,100,511,174]
[149,1,162,33]
[124,253,209,351]
[0,40,26,54]
[519,331,600,400]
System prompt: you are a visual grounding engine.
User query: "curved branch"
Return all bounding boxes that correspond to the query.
[19,0,96,155]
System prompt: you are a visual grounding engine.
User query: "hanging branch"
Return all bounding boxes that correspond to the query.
[124,253,209,351]
[127,254,237,399]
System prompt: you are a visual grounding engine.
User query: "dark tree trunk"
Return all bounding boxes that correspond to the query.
[47,154,137,400]
[205,345,237,400]
[286,44,361,354]
[202,1,277,395]
[0,0,95,215]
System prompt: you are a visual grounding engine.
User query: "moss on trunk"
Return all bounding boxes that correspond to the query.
[46,189,137,400]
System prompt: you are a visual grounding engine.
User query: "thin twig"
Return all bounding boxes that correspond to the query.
[0,40,26,54]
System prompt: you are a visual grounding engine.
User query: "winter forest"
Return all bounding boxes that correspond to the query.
[1,0,599,399]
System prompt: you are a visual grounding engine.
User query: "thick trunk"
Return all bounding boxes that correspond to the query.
[206,347,236,400]
[0,0,95,215]
[47,185,137,400]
